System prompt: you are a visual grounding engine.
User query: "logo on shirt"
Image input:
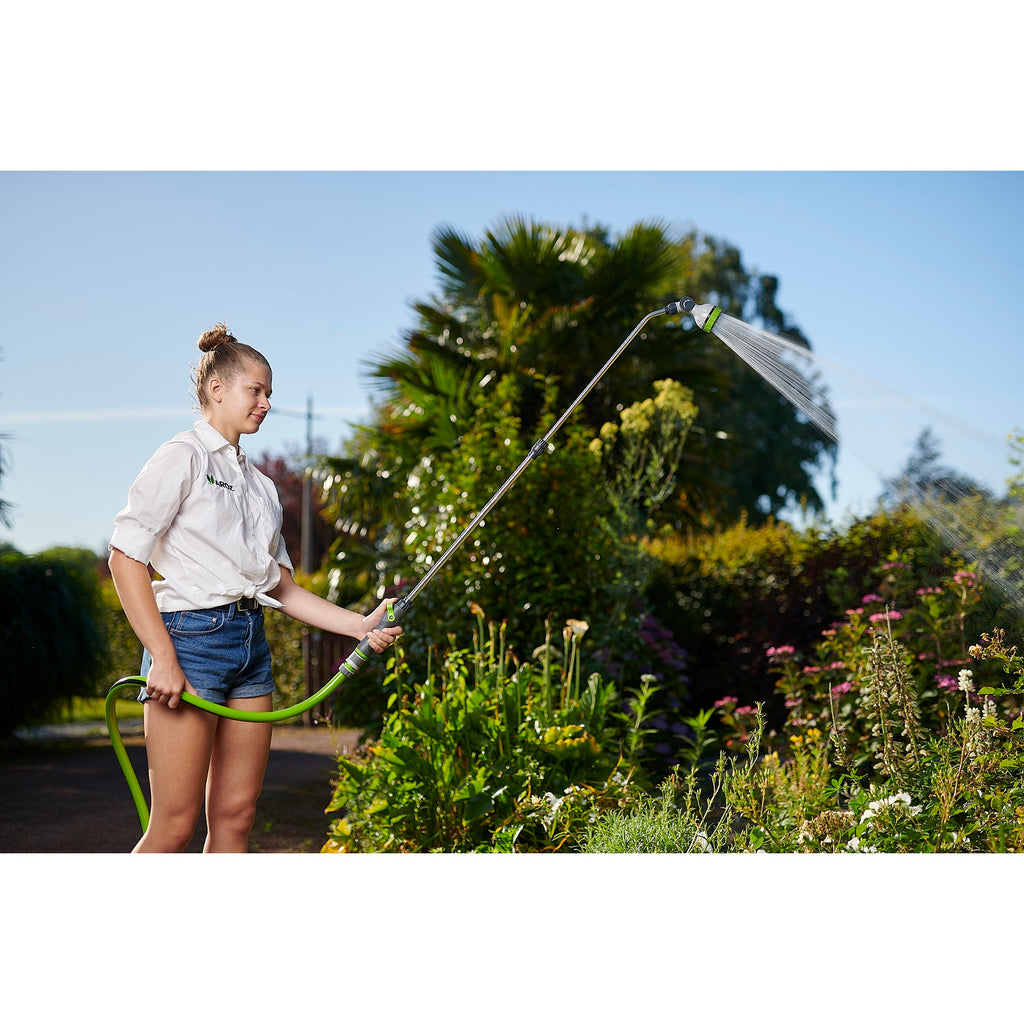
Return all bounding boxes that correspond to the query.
[206,474,235,491]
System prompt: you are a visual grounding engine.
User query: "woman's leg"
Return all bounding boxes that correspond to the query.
[203,695,273,853]
[134,701,218,853]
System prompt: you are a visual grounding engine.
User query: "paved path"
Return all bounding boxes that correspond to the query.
[0,720,362,854]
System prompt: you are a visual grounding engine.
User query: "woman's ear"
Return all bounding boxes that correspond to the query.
[207,376,224,403]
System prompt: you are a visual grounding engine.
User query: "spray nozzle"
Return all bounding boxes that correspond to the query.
[664,297,722,333]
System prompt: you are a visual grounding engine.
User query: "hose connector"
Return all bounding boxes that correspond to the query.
[664,297,695,316]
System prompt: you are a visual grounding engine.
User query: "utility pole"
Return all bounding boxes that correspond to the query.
[274,397,326,727]
[301,395,316,726]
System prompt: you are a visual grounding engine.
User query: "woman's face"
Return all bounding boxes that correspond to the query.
[206,359,273,442]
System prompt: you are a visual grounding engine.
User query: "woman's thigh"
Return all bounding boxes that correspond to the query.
[143,701,219,819]
[206,695,274,815]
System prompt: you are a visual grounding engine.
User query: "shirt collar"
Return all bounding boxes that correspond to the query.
[193,419,247,463]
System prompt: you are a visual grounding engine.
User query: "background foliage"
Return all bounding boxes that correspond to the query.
[1,547,108,734]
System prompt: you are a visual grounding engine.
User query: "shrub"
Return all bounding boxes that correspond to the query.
[0,548,107,734]
[322,610,657,852]
[646,508,992,722]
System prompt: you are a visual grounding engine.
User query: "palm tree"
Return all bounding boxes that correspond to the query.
[366,217,724,451]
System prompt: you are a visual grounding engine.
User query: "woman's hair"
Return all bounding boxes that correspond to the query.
[192,323,272,411]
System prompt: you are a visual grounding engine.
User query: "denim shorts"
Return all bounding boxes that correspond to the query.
[140,604,275,705]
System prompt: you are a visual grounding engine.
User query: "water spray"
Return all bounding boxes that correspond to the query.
[687,300,1024,626]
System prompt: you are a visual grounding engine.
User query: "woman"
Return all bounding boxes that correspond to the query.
[108,323,401,853]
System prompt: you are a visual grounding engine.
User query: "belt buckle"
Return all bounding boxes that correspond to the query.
[236,596,258,612]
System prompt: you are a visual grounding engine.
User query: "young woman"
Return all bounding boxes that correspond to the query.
[108,323,401,853]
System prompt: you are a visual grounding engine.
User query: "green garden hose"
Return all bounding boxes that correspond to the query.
[105,600,402,831]
[104,664,357,831]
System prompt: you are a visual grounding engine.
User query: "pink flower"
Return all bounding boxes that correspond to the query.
[916,586,942,596]
[845,607,865,616]
[869,610,903,623]
[827,661,847,671]
[953,570,977,587]
[734,706,756,717]
[935,675,958,693]
[766,645,796,662]
[802,666,822,675]
[831,681,853,695]
[882,561,910,570]
[862,593,883,604]
[714,696,738,708]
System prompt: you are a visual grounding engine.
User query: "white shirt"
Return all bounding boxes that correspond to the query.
[109,420,293,612]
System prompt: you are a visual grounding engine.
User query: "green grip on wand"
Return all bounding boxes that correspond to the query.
[338,597,407,678]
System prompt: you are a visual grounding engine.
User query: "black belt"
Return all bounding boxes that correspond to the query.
[222,596,260,613]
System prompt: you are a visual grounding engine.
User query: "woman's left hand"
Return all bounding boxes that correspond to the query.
[361,600,403,652]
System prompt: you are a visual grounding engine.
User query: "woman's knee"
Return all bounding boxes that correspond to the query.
[139,808,202,852]
[208,796,258,838]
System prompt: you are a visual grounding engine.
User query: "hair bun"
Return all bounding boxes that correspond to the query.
[197,322,238,353]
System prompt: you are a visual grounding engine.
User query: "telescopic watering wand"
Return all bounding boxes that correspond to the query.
[105,296,719,829]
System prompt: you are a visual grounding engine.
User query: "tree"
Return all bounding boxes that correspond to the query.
[1,348,13,531]
[880,427,990,508]
[358,217,834,528]
[252,450,333,572]
[0,437,11,532]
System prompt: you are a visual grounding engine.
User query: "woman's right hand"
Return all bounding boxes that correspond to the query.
[143,658,197,710]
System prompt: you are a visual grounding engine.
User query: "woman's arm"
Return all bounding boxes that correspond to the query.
[108,547,194,708]
[266,568,402,652]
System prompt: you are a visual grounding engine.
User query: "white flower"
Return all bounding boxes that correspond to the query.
[847,836,879,853]
[860,792,921,823]
[958,669,975,693]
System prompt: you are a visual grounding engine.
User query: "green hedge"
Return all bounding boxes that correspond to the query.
[0,548,107,734]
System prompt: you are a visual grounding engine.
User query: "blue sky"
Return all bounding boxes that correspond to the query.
[1,170,1022,554]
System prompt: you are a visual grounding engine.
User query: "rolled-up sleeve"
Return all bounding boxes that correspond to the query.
[109,440,198,564]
